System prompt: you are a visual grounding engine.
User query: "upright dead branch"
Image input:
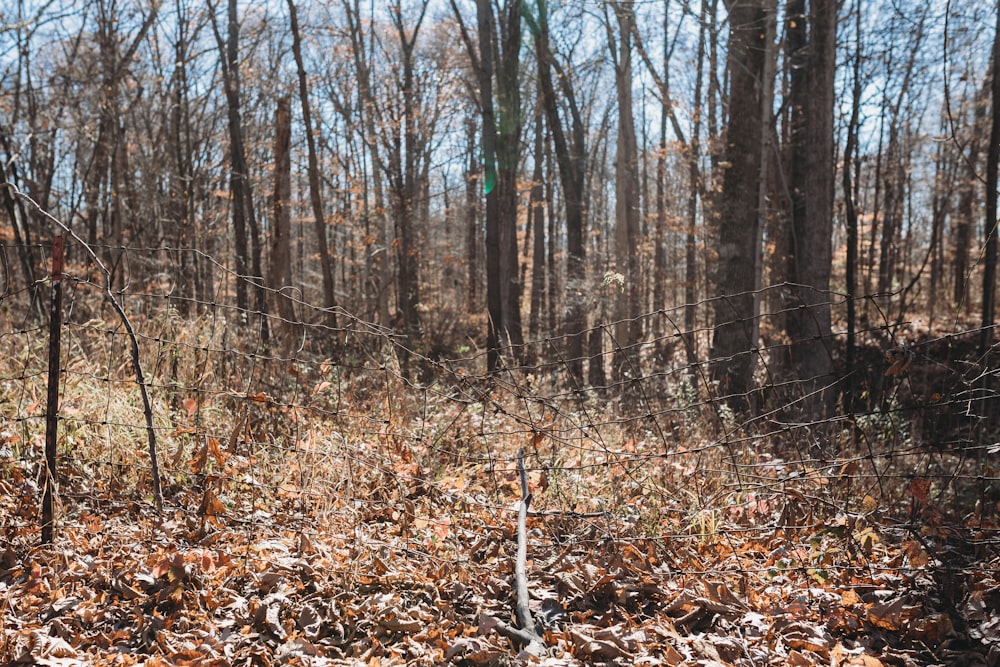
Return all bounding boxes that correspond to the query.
[483,447,546,656]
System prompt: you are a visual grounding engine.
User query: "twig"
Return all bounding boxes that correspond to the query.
[6,184,164,516]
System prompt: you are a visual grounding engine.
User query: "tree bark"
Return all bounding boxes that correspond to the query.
[843,0,862,415]
[709,0,775,409]
[784,0,837,414]
[954,124,980,311]
[981,4,1000,352]
[472,0,504,371]
[465,115,481,314]
[684,0,709,383]
[526,0,587,384]
[607,1,642,391]
[210,0,251,314]
[529,100,546,343]
[341,0,391,327]
[455,0,522,371]
[390,2,431,366]
[169,1,196,316]
[271,95,295,328]
[495,0,524,359]
[288,0,337,330]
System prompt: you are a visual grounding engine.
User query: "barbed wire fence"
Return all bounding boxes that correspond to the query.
[1,220,999,596]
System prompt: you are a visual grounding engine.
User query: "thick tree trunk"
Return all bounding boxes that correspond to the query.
[496,0,523,357]
[474,0,504,371]
[213,0,251,313]
[709,0,775,409]
[453,0,521,370]
[784,0,837,414]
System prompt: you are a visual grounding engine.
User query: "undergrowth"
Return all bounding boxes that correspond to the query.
[1,310,999,665]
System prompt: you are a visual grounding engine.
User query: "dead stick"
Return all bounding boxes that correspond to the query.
[511,448,545,654]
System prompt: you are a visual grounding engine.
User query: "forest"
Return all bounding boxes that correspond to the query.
[1,0,1000,665]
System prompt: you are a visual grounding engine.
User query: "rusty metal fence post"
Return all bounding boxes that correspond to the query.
[42,236,64,545]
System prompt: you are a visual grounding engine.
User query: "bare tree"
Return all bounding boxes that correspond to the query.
[80,0,159,279]
[843,0,863,414]
[524,0,588,384]
[464,113,481,314]
[209,0,256,320]
[288,0,337,330]
[335,0,392,327]
[528,96,547,343]
[388,1,432,362]
[710,0,776,409]
[981,5,1000,351]
[783,0,837,413]
[631,0,706,379]
[452,0,523,371]
[271,95,295,330]
[605,1,642,390]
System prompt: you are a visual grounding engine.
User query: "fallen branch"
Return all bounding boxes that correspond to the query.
[506,448,546,656]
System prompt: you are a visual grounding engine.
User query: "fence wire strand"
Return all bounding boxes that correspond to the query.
[1,239,999,589]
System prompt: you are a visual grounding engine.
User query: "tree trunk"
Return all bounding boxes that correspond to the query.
[271,96,295,329]
[981,4,1000,352]
[169,6,195,316]
[684,0,709,384]
[495,0,523,358]
[465,115,480,314]
[843,0,862,415]
[545,138,559,336]
[391,2,430,368]
[288,0,337,330]
[954,131,980,311]
[654,101,668,330]
[527,0,587,385]
[211,0,250,313]
[0,130,39,312]
[709,0,775,410]
[529,100,546,343]
[472,0,504,371]
[342,0,391,327]
[608,1,642,391]
[784,0,837,414]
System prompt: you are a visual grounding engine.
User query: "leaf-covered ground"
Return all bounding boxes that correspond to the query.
[4,414,1000,666]
[2,318,1000,665]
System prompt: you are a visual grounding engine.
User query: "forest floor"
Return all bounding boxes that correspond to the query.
[3,420,999,665]
[2,325,1000,666]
